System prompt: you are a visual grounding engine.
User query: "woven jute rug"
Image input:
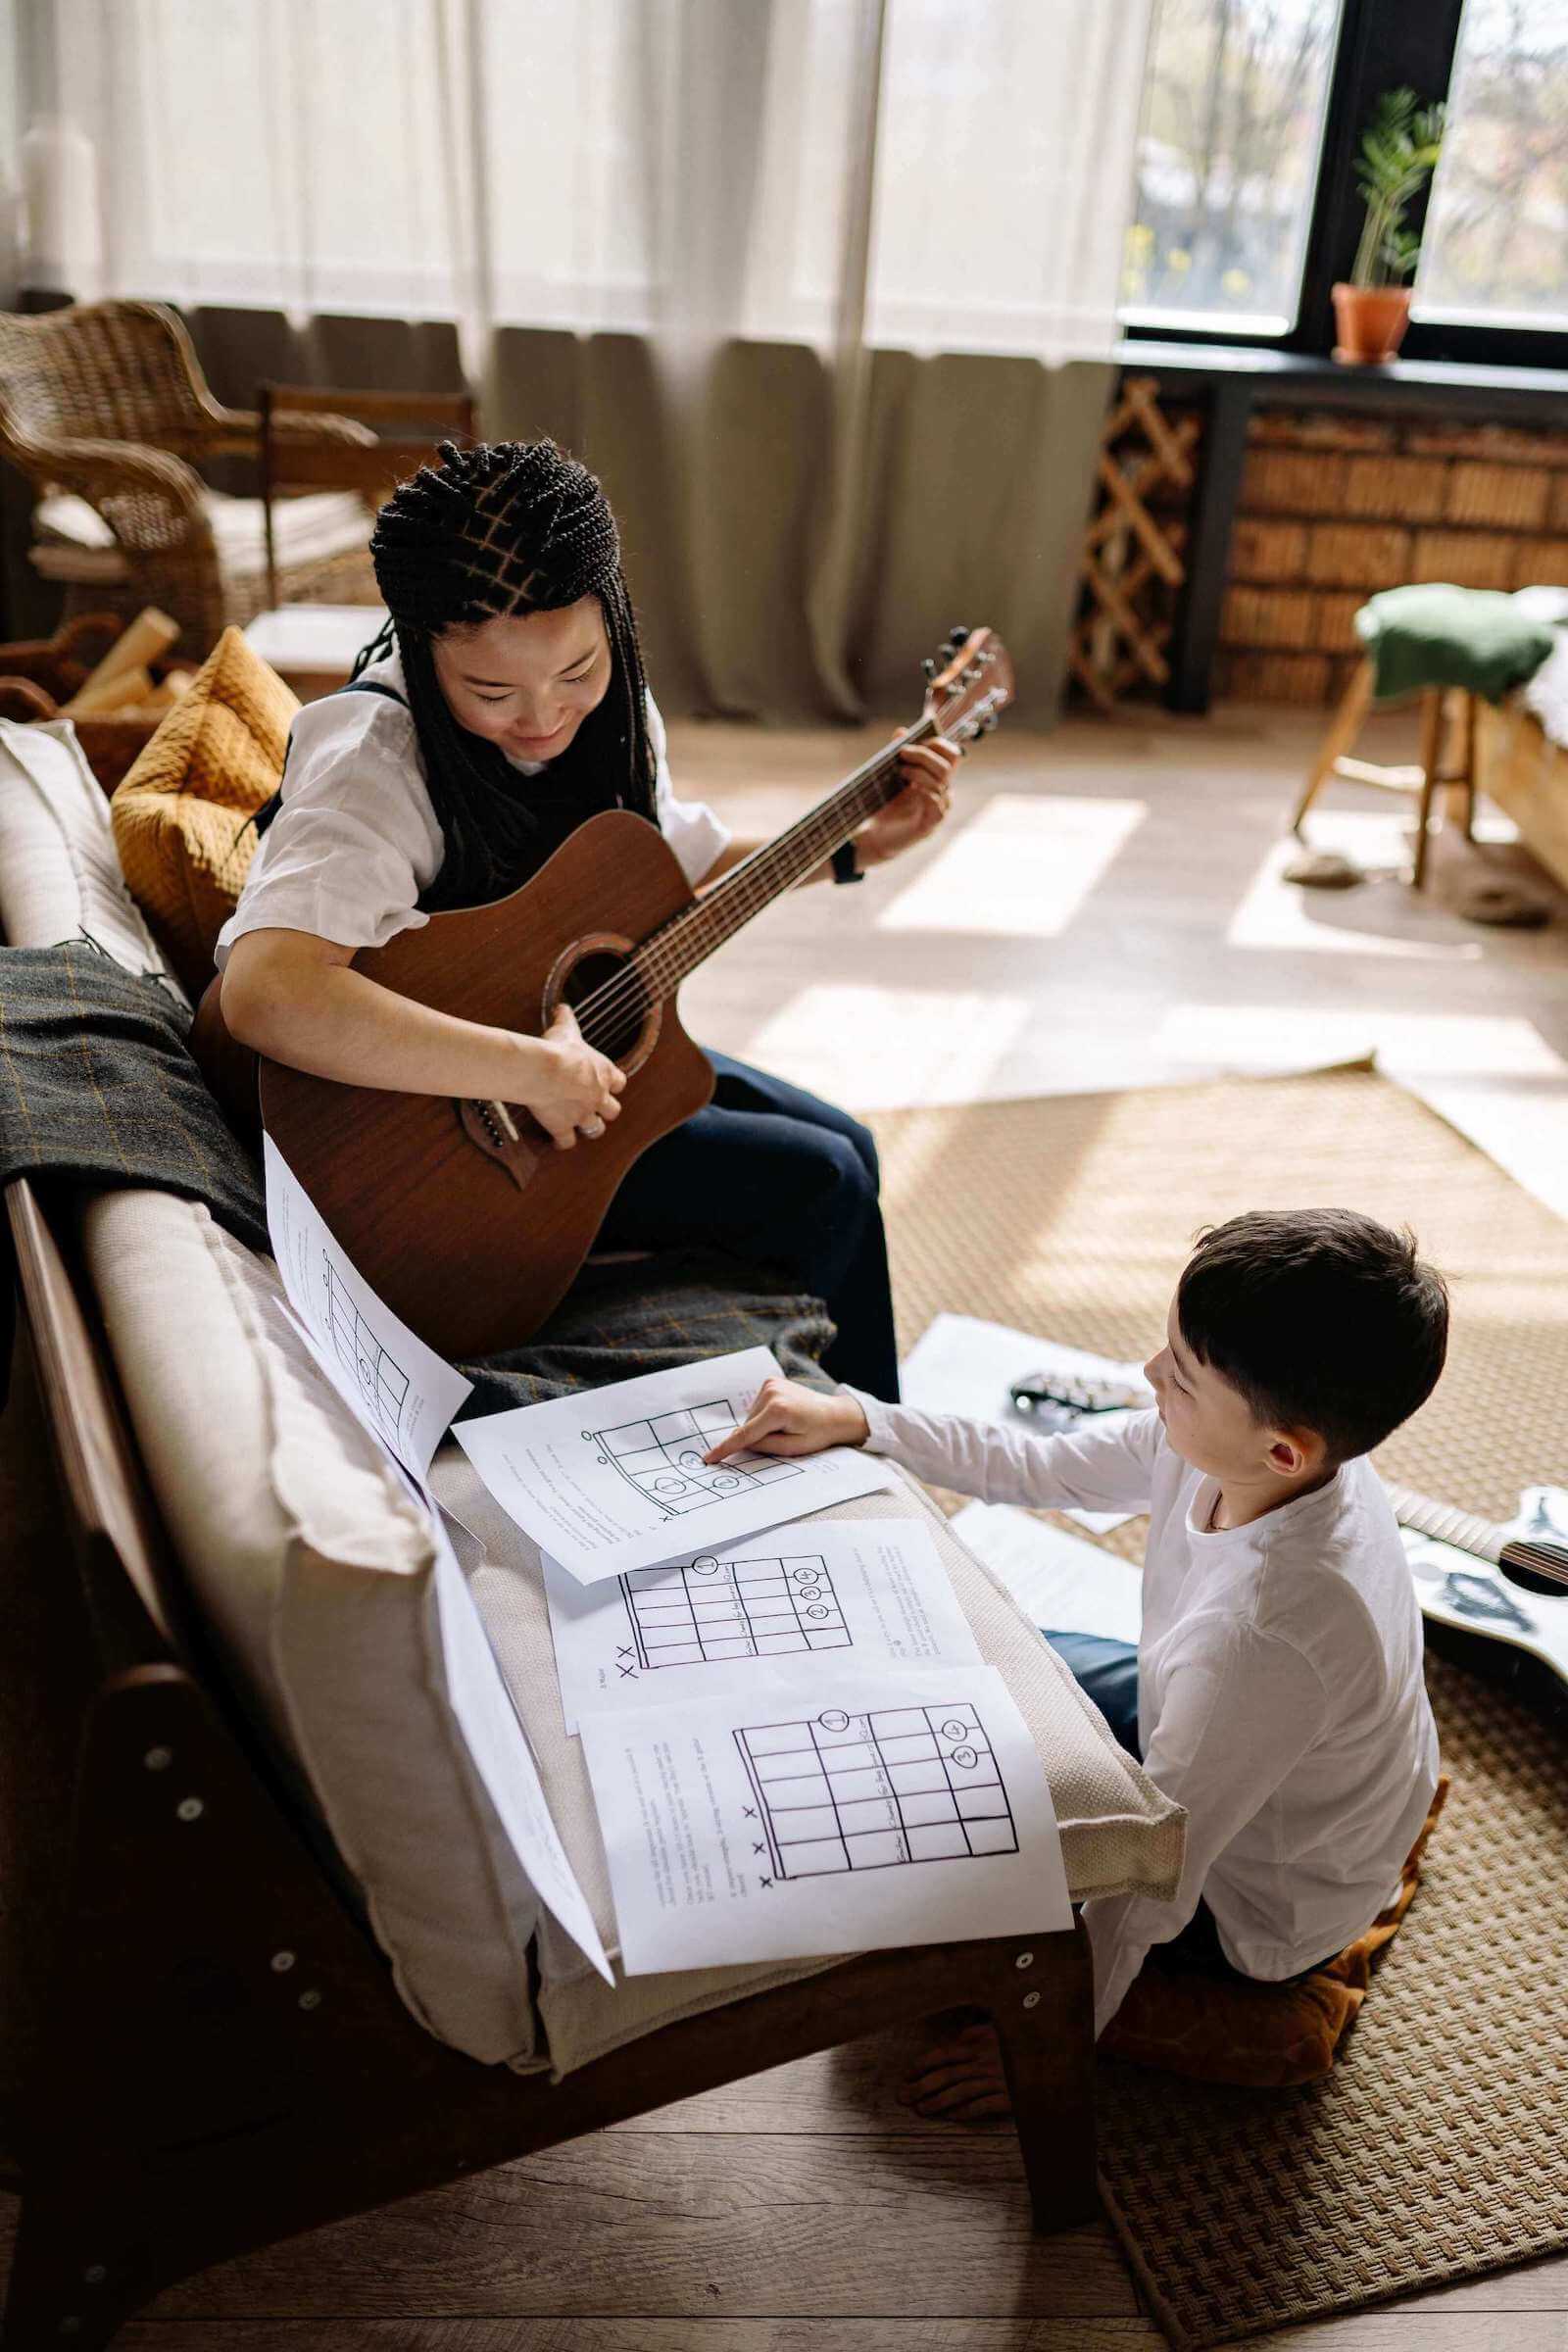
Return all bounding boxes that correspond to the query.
[869,1067,1568,2347]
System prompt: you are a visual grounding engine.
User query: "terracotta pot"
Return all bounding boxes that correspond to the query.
[1332,283,1413,365]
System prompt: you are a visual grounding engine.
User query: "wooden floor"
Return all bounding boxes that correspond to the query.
[5,702,1568,2348]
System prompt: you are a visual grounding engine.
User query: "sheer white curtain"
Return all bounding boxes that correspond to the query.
[18,0,1152,715]
[28,0,1147,356]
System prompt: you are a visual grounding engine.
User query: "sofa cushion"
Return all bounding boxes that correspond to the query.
[77,1188,544,2066]
[428,1447,1186,2079]
[110,626,295,997]
[0,717,187,1002]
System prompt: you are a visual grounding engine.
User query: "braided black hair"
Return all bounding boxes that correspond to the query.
[364,439,659,912]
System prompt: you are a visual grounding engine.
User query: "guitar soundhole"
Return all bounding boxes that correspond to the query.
[562,950,651,1066]
[1500,1540,1568,1598]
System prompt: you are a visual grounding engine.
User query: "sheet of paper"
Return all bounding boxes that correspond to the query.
[425,1502,612,1984]
[545,1517,982,1734]
[900,1313,1152,1532]
[953,1500,1145,1645]
[263,1131,471,1480]
[578,1660,1071,1973]
[454,1347,893,1587]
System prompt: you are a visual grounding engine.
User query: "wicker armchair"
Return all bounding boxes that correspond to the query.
[0,300,377,658]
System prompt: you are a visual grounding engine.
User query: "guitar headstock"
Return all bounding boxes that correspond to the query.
[922,624,1014,745]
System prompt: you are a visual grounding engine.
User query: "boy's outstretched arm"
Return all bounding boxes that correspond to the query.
[709,1375,1162,1515]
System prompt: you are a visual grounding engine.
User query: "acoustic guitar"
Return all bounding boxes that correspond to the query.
[195,627,1013,1357]
[1389,1479,1568,1704]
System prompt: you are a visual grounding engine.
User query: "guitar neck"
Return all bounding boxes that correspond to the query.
[632,718,939,999]
[1386,1480,1504,1562]
[1387,1479,1568,1594]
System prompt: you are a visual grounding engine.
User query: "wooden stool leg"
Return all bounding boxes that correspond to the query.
[1290,659,1374,838]
[1412,689,1446,890]
[1458,689,1478,841]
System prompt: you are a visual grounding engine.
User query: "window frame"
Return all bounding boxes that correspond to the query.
[1119,0,1568,373]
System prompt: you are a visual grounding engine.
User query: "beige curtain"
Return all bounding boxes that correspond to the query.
[14,0,1152,722]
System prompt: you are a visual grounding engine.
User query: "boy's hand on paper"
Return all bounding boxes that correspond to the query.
[706,1376,869,1463]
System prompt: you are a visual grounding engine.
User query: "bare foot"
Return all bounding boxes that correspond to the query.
[898,2020,1012,2126]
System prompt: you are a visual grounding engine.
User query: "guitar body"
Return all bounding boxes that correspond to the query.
[255,810,715,1358]
[190,627,1016,1362]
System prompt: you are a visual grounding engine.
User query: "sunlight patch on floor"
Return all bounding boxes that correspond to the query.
[874,795,1147,939]
[735,982,1040,1112]
[1227,812,1488,961]
[1152,1004,1568,1081]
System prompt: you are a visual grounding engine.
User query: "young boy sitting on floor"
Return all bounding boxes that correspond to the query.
[709,1207,1447,2117]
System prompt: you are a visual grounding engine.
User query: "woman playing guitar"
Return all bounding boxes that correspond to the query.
[215,439,959,1398]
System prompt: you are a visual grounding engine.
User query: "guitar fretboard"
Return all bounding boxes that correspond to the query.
[632,720,938,1000]
[1386,1482,1501,1560]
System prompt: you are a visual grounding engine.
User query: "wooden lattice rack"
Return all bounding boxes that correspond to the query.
[1070,375,1200,714]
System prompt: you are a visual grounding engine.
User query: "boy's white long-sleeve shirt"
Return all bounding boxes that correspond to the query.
[848,1396,1440,2038]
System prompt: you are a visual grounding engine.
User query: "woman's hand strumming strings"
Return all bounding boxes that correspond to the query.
[514,1002,626,1150]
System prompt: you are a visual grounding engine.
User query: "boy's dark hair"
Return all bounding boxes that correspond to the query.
[1176,1208,1448,1463]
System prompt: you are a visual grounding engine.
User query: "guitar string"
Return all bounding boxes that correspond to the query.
[566,680,1003,1053]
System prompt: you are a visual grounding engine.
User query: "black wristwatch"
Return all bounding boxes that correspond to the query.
[831,840,863,886]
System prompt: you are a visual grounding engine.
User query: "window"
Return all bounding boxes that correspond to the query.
[1413,0,1568,333]
[1119,0,1345,337]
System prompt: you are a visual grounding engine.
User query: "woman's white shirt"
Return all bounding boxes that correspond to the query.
[213,648,730,969]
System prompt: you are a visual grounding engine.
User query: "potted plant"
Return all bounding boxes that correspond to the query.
[1334,87,1446,365]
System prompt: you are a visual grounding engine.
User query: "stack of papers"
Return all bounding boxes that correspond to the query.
[263,1140,1076,1976]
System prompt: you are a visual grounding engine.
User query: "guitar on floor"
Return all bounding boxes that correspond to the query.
[1388,1478,1568,1692]
[193,628,1013,1357]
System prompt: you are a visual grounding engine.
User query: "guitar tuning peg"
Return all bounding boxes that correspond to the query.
[964,663,981,683]
[948,622,969,644]
[921,657,937,681]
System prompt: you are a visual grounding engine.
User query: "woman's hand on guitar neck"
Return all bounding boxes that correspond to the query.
[856,736,961,869]
[520,1003,626,1150]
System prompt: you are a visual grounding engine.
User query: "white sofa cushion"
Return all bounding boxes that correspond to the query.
[0,718,188,1003]
[78,1190,544,2066]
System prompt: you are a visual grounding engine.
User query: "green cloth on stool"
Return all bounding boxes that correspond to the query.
[1355,584,1556,706]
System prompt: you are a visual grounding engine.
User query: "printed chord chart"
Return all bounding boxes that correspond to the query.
[591,1398,803,1518]
[621,1554,852,1670]
[322,1260,410,1439]
[735,1703,1018,1879]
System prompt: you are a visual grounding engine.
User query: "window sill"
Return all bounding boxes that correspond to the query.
[1116,339,1568,409]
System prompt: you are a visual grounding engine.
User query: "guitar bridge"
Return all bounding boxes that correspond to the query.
[460,1096,541,1193]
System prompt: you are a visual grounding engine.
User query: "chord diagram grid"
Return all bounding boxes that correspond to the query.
[322,1261,409,1438]
[621,1554,852,1670]
[735,1703,1017,1879]
[591,1399,802,1517]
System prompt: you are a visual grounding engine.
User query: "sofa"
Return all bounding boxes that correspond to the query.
[0,716,1185,2349]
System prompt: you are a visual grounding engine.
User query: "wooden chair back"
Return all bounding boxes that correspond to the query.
[259,383,479,607]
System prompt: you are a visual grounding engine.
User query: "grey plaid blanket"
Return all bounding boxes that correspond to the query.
[0,943,832,1411]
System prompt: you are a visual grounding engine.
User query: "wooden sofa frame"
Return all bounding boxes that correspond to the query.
[0,1171,1099,2349]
